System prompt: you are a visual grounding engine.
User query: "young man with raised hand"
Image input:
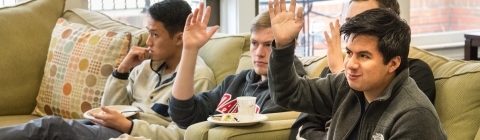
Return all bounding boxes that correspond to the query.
[0,0,215,140]
[168,9,308,128]
[291,0,437,139]
[267,0,447,139]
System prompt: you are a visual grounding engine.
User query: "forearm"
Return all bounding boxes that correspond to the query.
[170,84,224,128]
[169,96,197,128]
[172,49,199,100]
[268,41,303,109]
[102,74,131,106]
[269,41,335,114]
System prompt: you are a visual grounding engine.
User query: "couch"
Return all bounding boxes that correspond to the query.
[1,0,480,140]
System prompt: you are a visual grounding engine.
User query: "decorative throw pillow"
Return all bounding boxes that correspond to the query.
[32,18,130,119]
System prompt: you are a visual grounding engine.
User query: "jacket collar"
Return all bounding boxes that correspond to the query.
[372,69,409,102]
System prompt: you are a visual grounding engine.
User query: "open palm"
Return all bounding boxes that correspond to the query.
[183,2,219,51]
[268,0,304,47]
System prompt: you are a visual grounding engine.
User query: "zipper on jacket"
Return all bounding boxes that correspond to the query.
[251,85,260,96]
[358,101,375,140]
[344,93,365,140]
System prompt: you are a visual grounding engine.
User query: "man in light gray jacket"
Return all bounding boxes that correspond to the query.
[0,1,215,140]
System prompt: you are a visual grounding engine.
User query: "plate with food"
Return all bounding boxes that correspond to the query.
[207,113,268,126]
[83,105,140,120]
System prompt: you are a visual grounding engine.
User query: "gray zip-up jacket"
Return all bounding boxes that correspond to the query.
[268,42,447,140]
[169,57,306,129]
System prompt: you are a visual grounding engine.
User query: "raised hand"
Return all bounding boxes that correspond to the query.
[90,106,132,133]
[182,2,219,51]
[268,0,304,48]
[324,19,344,73]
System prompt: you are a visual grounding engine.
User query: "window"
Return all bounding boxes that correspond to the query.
[258,0,348,56]
[253,0,478,58]
[89,0,202,28]
[0,0,27,7]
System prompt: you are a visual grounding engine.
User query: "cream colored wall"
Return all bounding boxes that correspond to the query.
[64,0,88,11]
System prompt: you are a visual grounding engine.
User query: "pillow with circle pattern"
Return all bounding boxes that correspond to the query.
[32,18,130,119]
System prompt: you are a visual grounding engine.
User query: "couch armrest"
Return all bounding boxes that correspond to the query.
[184,121,217,140]
[475,127,480,140]
[265,111,300,121]
[207,119,296,140]
[184,112,300,140]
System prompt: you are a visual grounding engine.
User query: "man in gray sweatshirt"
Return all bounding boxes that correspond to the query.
[168,10,307,129]
[291,0,437,139]
[267,0,447,139]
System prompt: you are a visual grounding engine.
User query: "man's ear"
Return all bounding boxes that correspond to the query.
[175,32,183,46]
[388,56,401,73]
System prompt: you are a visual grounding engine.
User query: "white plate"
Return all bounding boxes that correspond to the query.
[83,105,140,119]
[207,113,268,126]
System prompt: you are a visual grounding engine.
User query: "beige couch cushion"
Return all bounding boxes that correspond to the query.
[409,46,480,140]
[236,52,254,73]
[199,33,251,85]
[299,56,328,78]
[208,119,295,140]
[62,8,148,47]
[0,0,65,116]
[0,115,41,127]
[236,52,328,78]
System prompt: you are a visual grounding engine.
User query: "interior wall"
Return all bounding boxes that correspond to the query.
[65,0,88,11]
[61,0,469,60]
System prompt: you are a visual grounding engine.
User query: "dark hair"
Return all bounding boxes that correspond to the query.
[340,8,410,75]
[350,0,400,16]
[148,0,192,38]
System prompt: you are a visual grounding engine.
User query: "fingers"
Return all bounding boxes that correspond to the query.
[335,19,340,28]
[203,6,211,24]
[90,112,107,120]
[289,0,296,13]
[207,25,220,38]
[280,0,286,12]
[324,31,332,46]
[274,0,280,14]
[196,2,204,23]
[334,19,341,45]
[90,118,104,126]
[296,7,304,23]
[268,1,275,20]
[101,106,113,113]
[131,47,149,58]
[185,13,193,26]
[192,8,199,24]
[329,21,335,34]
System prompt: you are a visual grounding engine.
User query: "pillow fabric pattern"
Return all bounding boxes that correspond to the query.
[32,18,130,119]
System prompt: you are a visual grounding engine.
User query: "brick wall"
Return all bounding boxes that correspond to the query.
[410,0,480,34]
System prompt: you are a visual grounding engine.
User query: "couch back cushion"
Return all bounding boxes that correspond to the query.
[236,52,328,78]
[409,46,480,140]
[62,8,148,47]
[299,56,328,78]
[199,33,250,85]
[0,0,65,116]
